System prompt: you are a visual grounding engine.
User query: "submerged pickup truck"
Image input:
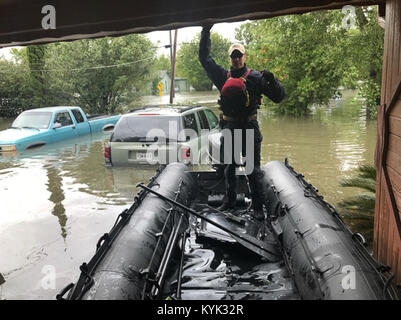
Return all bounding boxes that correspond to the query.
[0,106,120,152]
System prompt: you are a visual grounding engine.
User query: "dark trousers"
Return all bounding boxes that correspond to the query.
[220,119,264,209]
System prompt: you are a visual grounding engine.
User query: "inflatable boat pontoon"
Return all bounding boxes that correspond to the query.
[57,161,400,300]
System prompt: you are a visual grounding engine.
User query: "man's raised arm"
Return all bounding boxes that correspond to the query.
[198,25,226,91]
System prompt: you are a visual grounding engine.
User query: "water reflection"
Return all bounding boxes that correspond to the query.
[45,164,68,241]
[0,130,127,299]
[256,90,376,207]
[105,166,158,199]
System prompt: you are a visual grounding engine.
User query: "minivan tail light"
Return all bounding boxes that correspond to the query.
[181,147,191,161]
[104,145,111,161]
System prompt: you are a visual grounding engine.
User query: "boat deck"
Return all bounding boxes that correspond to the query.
[163,169,300,300]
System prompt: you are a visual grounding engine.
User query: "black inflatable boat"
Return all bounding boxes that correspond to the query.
[58,161,400,300]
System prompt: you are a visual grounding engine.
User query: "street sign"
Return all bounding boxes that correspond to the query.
[157,82,163,96]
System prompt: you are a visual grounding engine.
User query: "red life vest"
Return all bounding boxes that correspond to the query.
[220,69,251,117]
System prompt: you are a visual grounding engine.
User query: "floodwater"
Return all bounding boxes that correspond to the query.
[0,89,376,299]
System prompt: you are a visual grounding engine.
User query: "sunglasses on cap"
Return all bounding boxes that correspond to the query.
[230,51,244,59]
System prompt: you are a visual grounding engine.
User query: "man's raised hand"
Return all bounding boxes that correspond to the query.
[202,24,214,32]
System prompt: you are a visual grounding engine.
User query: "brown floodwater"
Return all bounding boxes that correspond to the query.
[0,90,376,299]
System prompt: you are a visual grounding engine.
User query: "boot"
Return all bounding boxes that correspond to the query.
[217,200,236,211]
[217,193,236,211]
[248,167,266,221]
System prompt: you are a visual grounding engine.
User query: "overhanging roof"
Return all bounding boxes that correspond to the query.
[0,0,384,48]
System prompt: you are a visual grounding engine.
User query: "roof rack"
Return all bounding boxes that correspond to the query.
[128,104,202,114]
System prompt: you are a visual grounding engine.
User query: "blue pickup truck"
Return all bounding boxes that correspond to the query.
[0,106,120,153]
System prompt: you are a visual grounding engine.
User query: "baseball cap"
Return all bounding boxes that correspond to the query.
[228,43,246,56]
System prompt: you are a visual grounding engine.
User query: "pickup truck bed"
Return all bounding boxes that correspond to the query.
[86,114,114,120]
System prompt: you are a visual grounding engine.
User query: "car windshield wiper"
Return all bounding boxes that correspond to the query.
[9,126,21,129]
[138,137,158,142]
[138,137,180,143]
[115,137,143,142]
[114,137,178,143]
[21,126,40,131]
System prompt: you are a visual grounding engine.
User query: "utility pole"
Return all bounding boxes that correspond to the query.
[169,30,173,69]
[169,29,178,104]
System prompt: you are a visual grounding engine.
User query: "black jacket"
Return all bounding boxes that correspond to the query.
[199,28,285,116]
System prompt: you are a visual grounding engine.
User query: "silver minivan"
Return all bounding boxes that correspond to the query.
[104,105,220,166]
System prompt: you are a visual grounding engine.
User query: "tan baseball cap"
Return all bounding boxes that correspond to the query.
[228,43,246,56]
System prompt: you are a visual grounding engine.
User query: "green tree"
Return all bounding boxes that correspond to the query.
[176,32,231,91]
[1,46,51,116]
[154,54,171,76]
[45,34,156,114]
[27,45,48,107]
[0,59,31,117]
[236,11,348,116]
[342,7,384,119]
[1,34,157,116]
[7,46,54,108]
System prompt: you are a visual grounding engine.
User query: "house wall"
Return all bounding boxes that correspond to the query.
[374,0,401,285]
[175,79,189,92]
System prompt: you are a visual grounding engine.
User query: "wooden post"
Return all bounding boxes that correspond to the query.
[169,30,173,69]
[169,29,178,104]
[374,0,401,286]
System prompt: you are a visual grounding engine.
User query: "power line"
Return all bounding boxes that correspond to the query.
[0,56,155,73]
[0,41,172,70]
[2,43,171,65]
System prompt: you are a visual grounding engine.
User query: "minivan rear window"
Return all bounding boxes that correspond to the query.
[204,109,219,129]
[111,116,182,142]
[198,111,209,130]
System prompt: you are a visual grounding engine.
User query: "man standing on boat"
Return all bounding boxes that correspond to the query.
[199,24,285,220]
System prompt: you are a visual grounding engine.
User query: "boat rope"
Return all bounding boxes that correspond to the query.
[151,211,186,299]
[140,207,175,300]
[176,229,190,300]
[383,274,395,299]
[284,158,343,222]
[142,178,187,300]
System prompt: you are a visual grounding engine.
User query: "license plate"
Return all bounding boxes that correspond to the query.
[136,152,153,161]
[0,151,17,158]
